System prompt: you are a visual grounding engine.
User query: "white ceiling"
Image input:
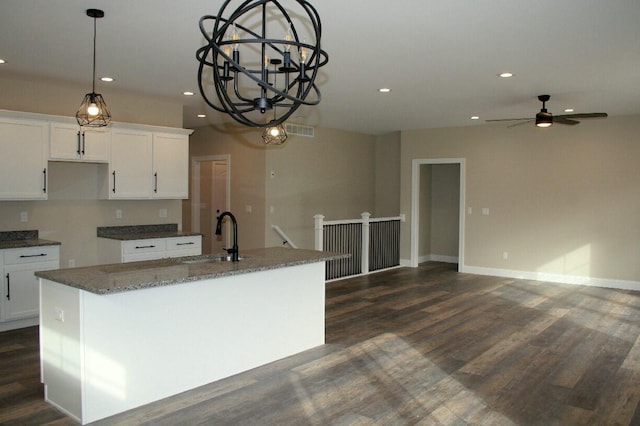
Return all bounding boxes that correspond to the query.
[1,0,639,135]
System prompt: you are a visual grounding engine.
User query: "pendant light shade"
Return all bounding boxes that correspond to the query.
[76,9,111,127]
[262,122,288,145]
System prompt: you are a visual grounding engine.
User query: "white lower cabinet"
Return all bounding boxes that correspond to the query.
[1,245,60,330]
[98,235,201,264]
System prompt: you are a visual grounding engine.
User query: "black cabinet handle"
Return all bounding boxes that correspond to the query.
[6,273,10,301]
[135,245,156,249]
[19,253,48,258]
[77,131,81,155]
[42,168,47,193]
[112,171,116,193]
[154,172,158,193]
[81,131,86,155]
[176,242,195,246]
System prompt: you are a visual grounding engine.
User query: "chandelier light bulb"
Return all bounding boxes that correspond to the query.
[284,28,293,52]
[231,24,239,50]
[270,127,280,137]
[299,45,308,63]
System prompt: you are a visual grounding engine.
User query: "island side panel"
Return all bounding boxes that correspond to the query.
[80,262,325,424]
[40,279,83,423]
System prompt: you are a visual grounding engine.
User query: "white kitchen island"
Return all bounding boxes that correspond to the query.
[36,247,346,425]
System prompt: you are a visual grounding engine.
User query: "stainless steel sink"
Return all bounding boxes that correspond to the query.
[178,254,244,264]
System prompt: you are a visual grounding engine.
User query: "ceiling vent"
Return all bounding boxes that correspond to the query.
[284,123,315,138]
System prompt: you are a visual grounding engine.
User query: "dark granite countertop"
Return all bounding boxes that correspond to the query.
[35,247,348,295]
[0,230,61,250]
[97,224,202,240]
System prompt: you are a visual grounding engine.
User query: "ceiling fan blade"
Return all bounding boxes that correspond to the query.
[485,118,532,122]
[555,112,608,119]
[507,120,534,128]
[554,117,580,125]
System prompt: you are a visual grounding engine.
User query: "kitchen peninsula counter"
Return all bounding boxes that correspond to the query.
[37,247,345,424]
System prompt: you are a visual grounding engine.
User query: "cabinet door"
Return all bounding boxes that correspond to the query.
[108,129,153,199]
[0,117,48,200]
[81,129,110,162]
[2,262,58,321]
[152,133,189,199]
[50,122,83,160]
[51,122,110,162]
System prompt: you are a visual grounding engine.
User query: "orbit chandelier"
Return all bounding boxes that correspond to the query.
[196,0,328,129]
[76,9,111,127]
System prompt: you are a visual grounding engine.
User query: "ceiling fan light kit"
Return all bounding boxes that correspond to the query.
[535,95,553,128]
[76,8,111,128]
[196,0,328,130]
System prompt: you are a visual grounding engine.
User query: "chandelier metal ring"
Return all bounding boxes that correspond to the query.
[196,0,328,128]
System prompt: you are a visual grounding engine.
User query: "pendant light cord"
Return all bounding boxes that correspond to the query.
[92,15,97,93]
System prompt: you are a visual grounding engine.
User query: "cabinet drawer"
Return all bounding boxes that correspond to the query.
[4,245,60,265]
[122,239,166,255]
[165,236,201,252]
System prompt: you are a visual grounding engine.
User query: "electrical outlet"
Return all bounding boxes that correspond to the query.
[503,251,509,260]
[482,208,490,216]
[68,259,76,268]
[20,211,28,222]
[55,307,65,322]
[116,209,123,219]
[245,205,252,213]
[159,208,168,218]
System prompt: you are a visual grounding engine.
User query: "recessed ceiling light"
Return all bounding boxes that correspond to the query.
[564,108,574,113]
[183,91,195,96]
[100,77,114,82]
[498,72,513,78]
[378,88,391,93]
[470,116,480,120]
[197,114,206,118]
[0,58,6,64]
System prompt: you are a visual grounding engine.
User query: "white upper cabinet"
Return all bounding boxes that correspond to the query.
[152,133,189,199]
[0,116,49,200]
[101,128,153,199]
[50,122,110,162]
[0,110,191,200]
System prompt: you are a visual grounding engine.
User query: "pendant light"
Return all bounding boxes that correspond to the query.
[196,0,328,129]
[76,8,111,127]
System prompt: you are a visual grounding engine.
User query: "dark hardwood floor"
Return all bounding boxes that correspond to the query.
[2,262,640,425]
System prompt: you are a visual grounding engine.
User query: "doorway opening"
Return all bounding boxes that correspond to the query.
[410,158,465,270]
[191,155,231,254]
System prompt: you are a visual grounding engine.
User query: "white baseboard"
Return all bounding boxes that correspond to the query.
[418,254,459,264]
[460,265,640,292]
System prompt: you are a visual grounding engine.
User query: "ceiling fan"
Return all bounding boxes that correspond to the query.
[486,95,608,127]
